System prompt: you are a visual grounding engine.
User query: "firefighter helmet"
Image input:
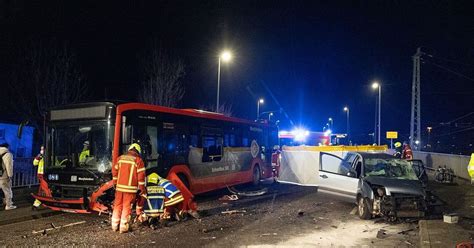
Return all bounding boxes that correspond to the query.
[394,142,402,148]
[147,172,159,185]
[128,143,142,154]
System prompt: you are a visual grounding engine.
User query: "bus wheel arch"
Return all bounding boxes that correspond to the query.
[177,173,190,190]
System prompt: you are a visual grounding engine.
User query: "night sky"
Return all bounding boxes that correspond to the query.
[1,0,473,145]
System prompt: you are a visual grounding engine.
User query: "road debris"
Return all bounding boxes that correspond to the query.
[219,194,239,201]
[228,186,268,197]
[297,210,304,217]
[221,209,247,215]
[398,228,415,235]
[32,221,87,235]
[376,229,387,239]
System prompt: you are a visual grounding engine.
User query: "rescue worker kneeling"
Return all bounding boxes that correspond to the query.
[137,172,186,228]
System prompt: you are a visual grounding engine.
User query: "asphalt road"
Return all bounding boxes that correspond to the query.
[0,183,419,247]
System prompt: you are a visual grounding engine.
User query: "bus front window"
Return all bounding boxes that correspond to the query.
[50,123,114,172]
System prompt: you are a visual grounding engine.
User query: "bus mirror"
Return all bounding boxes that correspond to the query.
[17,120,29,139]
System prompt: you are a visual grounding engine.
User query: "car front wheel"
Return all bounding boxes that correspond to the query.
[358,197,372,220]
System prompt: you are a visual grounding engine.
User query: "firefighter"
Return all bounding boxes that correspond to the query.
[136,172,166,228]
[468,153,474,184]
[79,141,90,164]
[111,143,146,233]
[393,142,402,158]
[32,145,45,209]
[402,142,413,160]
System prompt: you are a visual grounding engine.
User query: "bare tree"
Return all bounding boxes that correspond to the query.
[8,42,86,135]
[139,45,185,107]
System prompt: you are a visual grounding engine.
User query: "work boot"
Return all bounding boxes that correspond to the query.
[5,205,17,210]
[111,225,119,232]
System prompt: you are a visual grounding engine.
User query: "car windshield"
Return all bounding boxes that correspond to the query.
[49,122,114,172]
[364,158,418,180]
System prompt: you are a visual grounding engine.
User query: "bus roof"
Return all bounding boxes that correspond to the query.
[115,102,272,127]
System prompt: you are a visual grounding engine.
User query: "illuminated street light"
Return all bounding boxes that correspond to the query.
[269,112,274,121]
[257,98,264,119]
[328,117,333,130]
[372,81,382,145]
[216,50,233,112]
[343,106,350,143]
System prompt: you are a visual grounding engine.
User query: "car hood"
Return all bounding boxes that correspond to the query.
[364,176,425,197]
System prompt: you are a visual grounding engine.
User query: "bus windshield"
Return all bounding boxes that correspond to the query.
[50,122,114,172]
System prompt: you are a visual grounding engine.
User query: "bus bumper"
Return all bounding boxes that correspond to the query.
[31,194,91,214]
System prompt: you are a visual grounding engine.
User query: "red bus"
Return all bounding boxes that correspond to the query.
[33,102,279,213]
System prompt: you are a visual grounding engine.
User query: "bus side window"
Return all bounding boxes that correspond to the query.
[202,136,223,162]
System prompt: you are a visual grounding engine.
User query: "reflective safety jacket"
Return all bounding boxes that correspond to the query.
[160,177,184,207]
[33,155,44,175]
[112,151,146,193]
[143,184,166,217]
[79,149,90,163]
[468,153,474,178]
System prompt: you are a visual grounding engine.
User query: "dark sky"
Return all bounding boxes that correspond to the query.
[1,0,474,144]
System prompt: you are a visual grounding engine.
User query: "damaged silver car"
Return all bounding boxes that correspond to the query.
[318,152,427,220]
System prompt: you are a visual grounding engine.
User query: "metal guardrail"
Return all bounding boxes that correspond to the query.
[11,158,38,188]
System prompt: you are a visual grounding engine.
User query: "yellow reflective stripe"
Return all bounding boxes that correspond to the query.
[165,196,184,206]
[113,177,118,180]
[116,188,138,193]
[128,162,136,186]
[148,196,165,199]
[167,191,180,199]
[117,184,138,189]
[137,167,146,173]
[138,182,145,185]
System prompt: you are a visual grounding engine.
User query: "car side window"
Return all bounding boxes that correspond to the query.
[320,153,349,176]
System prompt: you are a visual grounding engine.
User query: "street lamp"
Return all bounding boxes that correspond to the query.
[268,112,274,121]
[328,117,333,130]
[427,126,433,149]
[216,50,232,112]
[257,98,264,119]
[343,106,350,143]
[372,82,381,145]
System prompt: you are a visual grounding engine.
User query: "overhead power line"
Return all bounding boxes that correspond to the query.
[425,60,474,82]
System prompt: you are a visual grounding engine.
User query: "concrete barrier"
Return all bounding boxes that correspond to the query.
[413,151,471,180]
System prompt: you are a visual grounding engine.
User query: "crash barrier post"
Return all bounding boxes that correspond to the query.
[413,151,471,181]
[11,157,38,188]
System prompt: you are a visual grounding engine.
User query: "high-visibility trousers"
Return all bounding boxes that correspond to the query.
[33,174,47,207]
[111,191,136,233]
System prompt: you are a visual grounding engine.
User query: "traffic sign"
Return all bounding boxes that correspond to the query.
[386,131,398,139]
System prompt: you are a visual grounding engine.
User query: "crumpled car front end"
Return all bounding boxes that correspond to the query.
[366,177,427,219]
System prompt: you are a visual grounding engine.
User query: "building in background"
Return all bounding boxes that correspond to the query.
[0,122,34,158]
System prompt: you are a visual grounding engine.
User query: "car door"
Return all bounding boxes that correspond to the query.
[318,152,359,202]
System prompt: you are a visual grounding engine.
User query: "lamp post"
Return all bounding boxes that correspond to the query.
[343,106,350,143]
[216,50,232,112]
[269,112,274,121]
[257,98,264,119]
[372,82,381,145]
[427,126,432,150]
[328,117,333,130]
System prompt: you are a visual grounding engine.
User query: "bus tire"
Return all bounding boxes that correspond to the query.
[178,173,190,190]
[252,165,261,186]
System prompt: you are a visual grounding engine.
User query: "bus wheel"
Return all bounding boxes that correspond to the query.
[252,165,261,186]
[178,173,190,190]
